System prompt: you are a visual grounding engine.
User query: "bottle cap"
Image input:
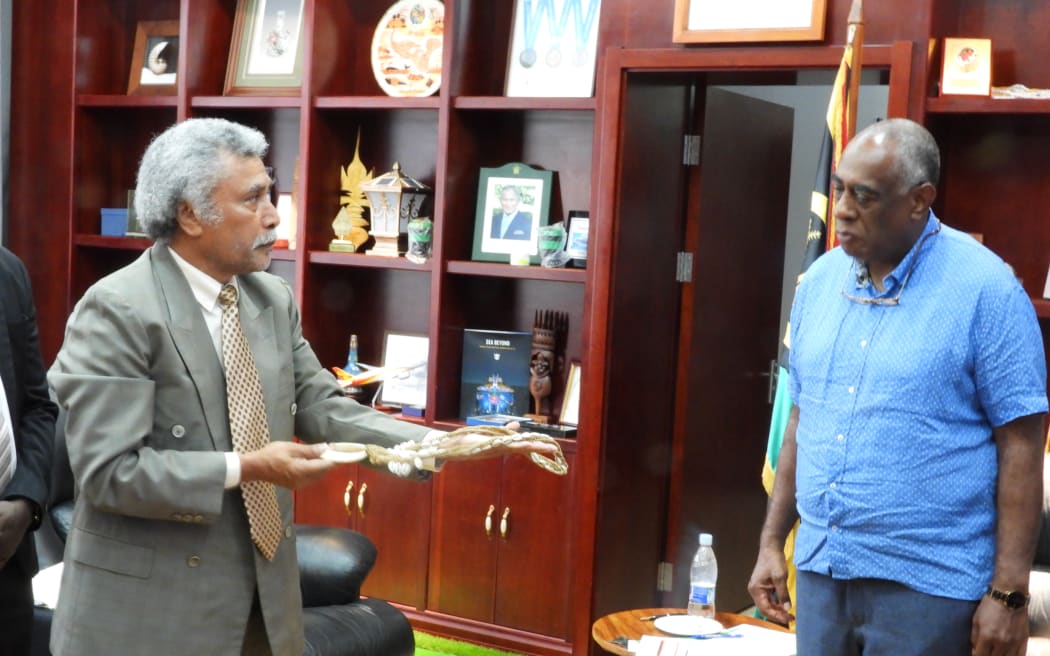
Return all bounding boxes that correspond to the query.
[699,532,713,546]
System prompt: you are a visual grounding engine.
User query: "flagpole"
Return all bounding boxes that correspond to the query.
[846,0,864,140]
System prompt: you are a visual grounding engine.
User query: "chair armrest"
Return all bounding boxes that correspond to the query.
[48,500,74,544]
[296,524,377,608]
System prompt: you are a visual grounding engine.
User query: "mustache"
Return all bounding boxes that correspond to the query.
[253,230,278,249]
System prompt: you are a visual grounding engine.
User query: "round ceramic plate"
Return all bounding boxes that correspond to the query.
[653,615,724,637]
[371,0,444,97]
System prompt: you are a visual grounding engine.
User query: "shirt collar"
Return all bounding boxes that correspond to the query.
[167,246,238,312]
[853,211,940,291]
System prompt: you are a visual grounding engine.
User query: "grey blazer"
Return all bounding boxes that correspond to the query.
[48,244,428,656]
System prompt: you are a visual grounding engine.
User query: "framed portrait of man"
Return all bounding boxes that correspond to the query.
[472,162,554,264]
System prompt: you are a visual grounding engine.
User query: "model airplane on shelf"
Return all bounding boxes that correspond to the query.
[331,360,427,390]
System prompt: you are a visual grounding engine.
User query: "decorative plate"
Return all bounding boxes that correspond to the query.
[371,0,444,97]
[652,614,724,637]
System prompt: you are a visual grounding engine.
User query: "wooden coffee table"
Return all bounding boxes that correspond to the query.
[591,607,790,655]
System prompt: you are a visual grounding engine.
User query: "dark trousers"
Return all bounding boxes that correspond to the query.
[0,561,35,656]
[796,569,978,656]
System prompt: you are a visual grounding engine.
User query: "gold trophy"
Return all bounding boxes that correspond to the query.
[330,130,373,253]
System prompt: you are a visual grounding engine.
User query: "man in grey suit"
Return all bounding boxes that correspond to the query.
[48,118,554,656]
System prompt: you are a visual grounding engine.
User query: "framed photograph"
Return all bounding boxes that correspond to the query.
[565,212,589,260]
[505,0,602,98]
[672,0,826,44]
[127,20,179,95]
[559,361,581,426]
[225,0,306,96]
[473,162,554,264]
[379,332,429,409]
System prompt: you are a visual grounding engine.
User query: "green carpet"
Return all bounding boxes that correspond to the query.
[413,631,524,656]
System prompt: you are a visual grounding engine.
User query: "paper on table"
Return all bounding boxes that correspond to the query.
[634,624,796,656]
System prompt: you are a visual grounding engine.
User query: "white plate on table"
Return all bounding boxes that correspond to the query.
[653,614,724,637]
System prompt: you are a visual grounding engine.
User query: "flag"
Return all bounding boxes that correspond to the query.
[762,0,864,624]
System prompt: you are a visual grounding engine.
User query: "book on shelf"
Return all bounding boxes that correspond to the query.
[459,329,532,419]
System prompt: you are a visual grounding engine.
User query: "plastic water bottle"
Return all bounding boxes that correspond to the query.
[688,532,717,618]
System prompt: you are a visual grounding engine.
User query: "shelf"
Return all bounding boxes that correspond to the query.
[1033,298,1050,319]
[77,94,177,108]
[926,96,1050,115]
[453,96,596,111]
[315,96,441,110]
[74,234,152,250]
[446,260,586,282]
[190,95,302,109]
[308,250,433,271]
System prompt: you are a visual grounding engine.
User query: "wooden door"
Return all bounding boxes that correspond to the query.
[494,453,576,638]
[667,87,794,613]
[427,458,503,620]
[356,468,433,608]
[295,466,358,529]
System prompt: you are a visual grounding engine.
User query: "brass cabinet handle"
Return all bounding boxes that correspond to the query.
[342,481,354,517]
[357,483,367,517]
[499,507,510,539]
[484,504,495,536]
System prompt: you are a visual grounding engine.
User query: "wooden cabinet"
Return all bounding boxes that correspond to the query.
[295,465,432,608]
[427,453,575,639]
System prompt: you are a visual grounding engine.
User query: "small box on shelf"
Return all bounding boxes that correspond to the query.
[100,208,128,237]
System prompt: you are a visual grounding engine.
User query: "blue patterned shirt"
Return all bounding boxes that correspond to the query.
[788,212,1047,600]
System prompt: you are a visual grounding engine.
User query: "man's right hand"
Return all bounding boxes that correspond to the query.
[239,441,335,489]
[747,546,794,625]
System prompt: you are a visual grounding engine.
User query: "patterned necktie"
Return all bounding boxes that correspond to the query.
[218,284,282,560]
[0,406,15,492]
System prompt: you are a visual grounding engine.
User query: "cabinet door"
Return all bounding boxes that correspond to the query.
[355,467,432,609]
[295,466,357,529]
[427,458,503,621]
[494,453,575,638]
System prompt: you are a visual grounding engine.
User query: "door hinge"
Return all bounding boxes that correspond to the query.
[683,134,701,166]
[657,561,674,592]
[676,252,693,283]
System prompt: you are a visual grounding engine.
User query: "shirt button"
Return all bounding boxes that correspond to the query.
[187,555,201,568]
[847,386,855,394]
[290,403,298,415]
[829,482,837,489]
[285,526,293,538]
[836,434,845,442]
[831,525,839,533]
[171,424,186,438]
[860,339,867,348]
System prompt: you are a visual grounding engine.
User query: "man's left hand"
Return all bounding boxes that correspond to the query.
[971,595,1028,656]
[0,499,33,570]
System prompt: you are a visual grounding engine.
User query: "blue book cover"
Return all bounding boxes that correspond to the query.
[460,329,532,419]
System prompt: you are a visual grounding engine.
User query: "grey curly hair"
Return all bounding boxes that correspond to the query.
[134,118,269,243]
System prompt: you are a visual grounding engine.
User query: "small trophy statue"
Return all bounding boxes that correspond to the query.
[527,310,568,423]
[330,130,373,253]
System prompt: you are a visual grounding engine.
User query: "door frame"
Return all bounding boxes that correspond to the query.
[576,41,913,651]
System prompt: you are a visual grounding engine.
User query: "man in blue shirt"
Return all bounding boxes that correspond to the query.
[748,118,1047,655]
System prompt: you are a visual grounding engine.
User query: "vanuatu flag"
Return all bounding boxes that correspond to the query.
[762,0,864,622]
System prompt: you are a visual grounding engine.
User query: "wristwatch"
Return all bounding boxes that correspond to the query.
[986,585,1030,610]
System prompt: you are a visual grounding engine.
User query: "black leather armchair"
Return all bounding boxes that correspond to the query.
[32,407,414,656]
